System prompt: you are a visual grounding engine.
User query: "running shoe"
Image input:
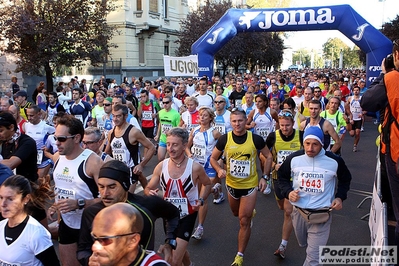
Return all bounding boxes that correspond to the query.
[213,192,225,204]
[263,178,272,195]
[274,244,286,259]
[191,226,203,240]
[212,183,221,200]
[231,255,243,266]
[353,145,357,152]
[360,127,364,132]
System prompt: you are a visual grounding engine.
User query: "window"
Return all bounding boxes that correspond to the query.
[149,0,158,13]
[139,39,145,64]
[164,41,169,55]
[163,0,168,18]
[137,0,142,10]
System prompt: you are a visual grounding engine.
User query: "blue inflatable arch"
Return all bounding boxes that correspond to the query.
[191,5,392,85]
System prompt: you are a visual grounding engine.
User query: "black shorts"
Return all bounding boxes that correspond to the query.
[168,212,198,242]
[142,127,155,139]
[226,185,256,200]
[351,120,362,130]
[272,178,285,201]
[58,219,80,244]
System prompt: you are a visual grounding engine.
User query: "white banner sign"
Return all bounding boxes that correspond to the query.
[163,55,199,77]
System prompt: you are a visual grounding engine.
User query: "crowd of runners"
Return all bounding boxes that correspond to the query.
[0,67,368,265]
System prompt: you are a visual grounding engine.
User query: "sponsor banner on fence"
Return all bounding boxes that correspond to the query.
[163,55,199,77]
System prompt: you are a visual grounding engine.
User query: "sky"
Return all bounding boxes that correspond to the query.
[285,0,398,51]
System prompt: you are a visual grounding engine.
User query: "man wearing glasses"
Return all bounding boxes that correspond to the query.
[83,127,112,162]
[79,160,178,266]
[312,86,327,111]
[155,95,181,161]
[48,115,103,266]
[89,203,169,266]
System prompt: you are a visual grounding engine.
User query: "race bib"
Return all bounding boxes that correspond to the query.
[161,124,173,135]
[214,123,226,134]
[229,159,250,178]
[113,149,128,163]
[298,171,325,194]
[97,120,105,132]
[142,111,153,121]
[255,127,271,140]
[37,150,43,165]
[277,150,294,165]
[165,197,189,219]
[75,115,83,123]
[0,259,20,266]
[186,123,197,133]
[235,99,243,109]
[192,143,206,164]
[55,187,76,202]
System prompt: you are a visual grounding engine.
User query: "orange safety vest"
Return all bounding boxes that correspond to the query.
[381,70,399,163]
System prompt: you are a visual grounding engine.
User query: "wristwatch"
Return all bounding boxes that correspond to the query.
[262,174,269,180]
[77,198,86,209]
[198,197,205,206]
[165,238,177,250]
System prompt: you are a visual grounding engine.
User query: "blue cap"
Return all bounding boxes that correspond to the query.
[303,126,324,145]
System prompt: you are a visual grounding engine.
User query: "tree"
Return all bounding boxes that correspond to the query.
[343,46,362,68]
[246,0,291,8]
[322,38,348,68]
[0,0,117,90]
[381,14,399,42]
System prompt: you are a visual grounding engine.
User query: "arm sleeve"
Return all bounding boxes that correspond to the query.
[36,246,60,266]
[252,134,266,150]
[144,195,180,240]
[266,132,276,150]
[215,134,227,151]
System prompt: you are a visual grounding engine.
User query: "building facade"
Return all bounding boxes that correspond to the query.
[102,0,189,79]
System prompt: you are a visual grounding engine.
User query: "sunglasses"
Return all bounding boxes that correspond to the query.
[278,111,294,118]
[314,90,321,93]
[90,232,138,246]
[53,135,76,142]
[104,103,112,106]
[214,101,225,104]
[164,91,171,93]
[162,101,170,104]
[82,140,99,145]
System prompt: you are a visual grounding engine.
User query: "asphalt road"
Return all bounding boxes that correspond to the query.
[136,117,381,266]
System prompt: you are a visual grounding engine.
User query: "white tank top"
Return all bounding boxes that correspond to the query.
[53,149,97,229]
[160,158,198,219]
[253,107,274,141]
[191,126,217,168]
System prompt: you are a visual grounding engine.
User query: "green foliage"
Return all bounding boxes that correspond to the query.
[0,0,118,90]
[381,15,399,41]
[322,37,348,68]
